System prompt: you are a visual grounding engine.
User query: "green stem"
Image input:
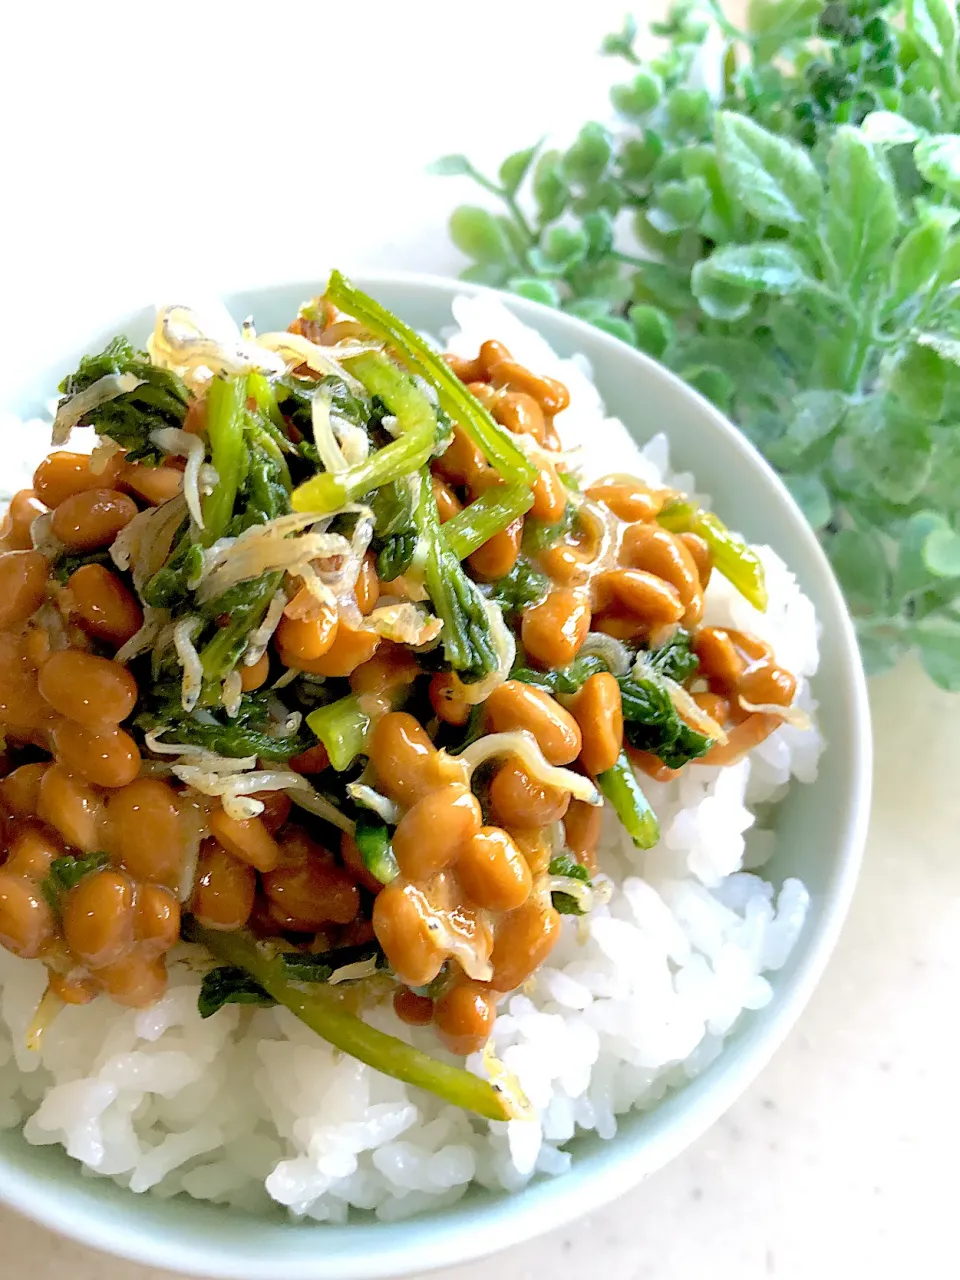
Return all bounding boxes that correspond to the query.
[467,167,504,199]
[199,574,280,686]
[353,812,399,884]
[504,192,536,245]
[443,483,534,560]
[701,0,750,42]
[306,696,373,771]
[415,472,498,677]
[597,751,659,849]
[202,376,247,544]
[187,922,516,1122]
[291,351,437,514]
[659,498,768,611]
[324,272,536,485]
[611,249,649,268]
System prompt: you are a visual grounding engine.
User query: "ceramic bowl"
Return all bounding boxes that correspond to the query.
[0,273,871,1278]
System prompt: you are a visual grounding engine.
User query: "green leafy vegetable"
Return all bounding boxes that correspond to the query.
[276,372,372,435]
[323,272,536,486]
[197,966,274,1017]
[619,672,714,769]
[198,946,389,1016]
[414,473,500,680]
[201,375,247,544]
[643,627,700,683]
[279,942,386,983]
[41,852,110,912]
[434,0,960,688]
[596,752,660,848]
[443,484,535,561]
[187,921,518,1121]
[53,550,114,585]
[521,502,577,554]
[480,557,550,614]
[57,336,190,462]
[618,631,713,769]
[291,352,439,514]
[548,852,592,914]
[511,652,609,695]
[658,498,768,610]
[353,812,399,884]
[137,692,307,761]
[306,696,372,771]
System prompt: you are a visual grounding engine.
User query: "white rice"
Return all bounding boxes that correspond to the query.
[0,296,822,1220]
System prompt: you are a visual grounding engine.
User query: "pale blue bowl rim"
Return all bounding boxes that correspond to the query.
[0,271,872,1279]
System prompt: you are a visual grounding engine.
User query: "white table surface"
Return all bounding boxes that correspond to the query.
[0,3,954,1277]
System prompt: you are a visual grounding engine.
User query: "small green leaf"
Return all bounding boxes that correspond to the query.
[666,87,711,134]
[508,277,560,307]
[428,154,475,177]
[548,853,592,914]
[889,341,946,420]
[915,330,960,367]
[690,270,755,321]
[460,263,510,286]
[600,14,638,60]
[633,261,695,312]
[499,144,539,196]
[449,206,514,264]
[592,316,636,345]
[823,127,899,293]
[570,178,625,217]
[907,0,959,63]
[532,150,569,223]
[647,177,710,235]
[886,216,951,312]
[922,527,960,577]
[783,472,832,529]
[856,620,905,678]
[42,851,111,913]
[565,297,613,323]
[748,0,820,40]
[562,123,614,186]
[893,511,950,599]
[569,256,631,305]
[935,235,960,290]
[915,135,960,199]
[848,398,934,505]
[828,528,890,615]
[693,243,812,296]
[619,132,664,182]
[715,112,823,230]
[784,390,848,453]
[681,364,734,413]
[628,304,674,359]
[913,616,960,690]
[582,210,615,261]
[527,224,589,275]
[860,112,924,147]
[198,966,274,1018]
[611,70,663,120]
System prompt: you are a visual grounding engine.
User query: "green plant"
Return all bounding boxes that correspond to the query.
[433,0,960,690]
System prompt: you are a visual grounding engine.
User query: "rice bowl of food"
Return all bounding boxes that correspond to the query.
[0,273,870,1278]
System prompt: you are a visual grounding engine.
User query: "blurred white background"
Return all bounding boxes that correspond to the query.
[0,3,957,1279]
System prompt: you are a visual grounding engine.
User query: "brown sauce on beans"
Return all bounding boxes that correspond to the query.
[0,332,800,1064]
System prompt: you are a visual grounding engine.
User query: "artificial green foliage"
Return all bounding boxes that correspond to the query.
[434,0,960,690]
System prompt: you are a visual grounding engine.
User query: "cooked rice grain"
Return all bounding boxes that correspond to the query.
[0,296,822,1220]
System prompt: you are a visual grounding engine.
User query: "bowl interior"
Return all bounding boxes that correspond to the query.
[0,275,871,1279]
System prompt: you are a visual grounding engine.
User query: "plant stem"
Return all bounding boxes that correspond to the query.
[504,192,536,245]
[611,249,649,268]
[186,922,519,1122]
